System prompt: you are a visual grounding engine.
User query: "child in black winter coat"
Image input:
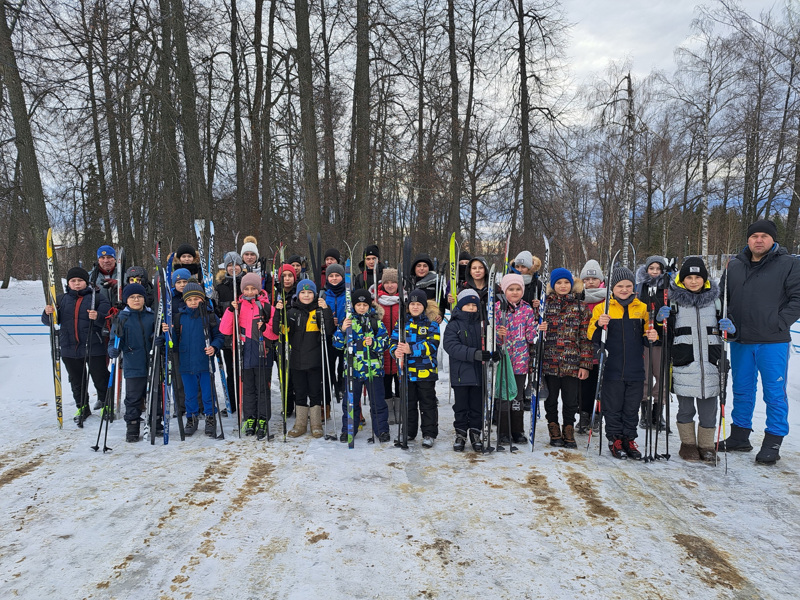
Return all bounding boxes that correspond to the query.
[43,267,111,425]
[443,289,497,452]
[273,279,334,438]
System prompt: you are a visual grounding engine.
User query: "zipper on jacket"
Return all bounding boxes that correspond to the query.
[696,305,706,399]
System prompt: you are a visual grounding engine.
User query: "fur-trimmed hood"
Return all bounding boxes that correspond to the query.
[669,277,720,309]
[635,264,669,287]
[425,299,440,321]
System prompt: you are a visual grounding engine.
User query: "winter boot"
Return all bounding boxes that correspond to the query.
[638,402,649,429]
[608,437,627,459]
[310,406,324,438]
[256,419,270,441]
[562,424,577,449]
[453,429,467,452]
[697,426,717,463]
[469,429,483,453]
[125,420,140,443]
[719,423,753,452]
[755,432,783,465]
[184,415,198,436]
[73,404,91,423]
[288,406,309,438]
[548,422,564,447]
[677,421,701,462]
[93,399,104,411]
[591,413,601,433]
[245,418,256,436]
[339,432,348,443]
[577,411,590,434]
[378,432,391,443]
[386,397,397,425]
[205,415,217,437]
[622,437,642,460]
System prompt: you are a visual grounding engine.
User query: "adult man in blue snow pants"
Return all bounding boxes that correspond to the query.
[722,219,800,464]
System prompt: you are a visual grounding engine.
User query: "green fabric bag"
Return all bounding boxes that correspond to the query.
[494,350,518,400]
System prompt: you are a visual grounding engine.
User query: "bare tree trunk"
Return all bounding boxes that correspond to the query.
[294,0,322,239]
[786,114,800,253]
[260,0,277,244]
[514,0,533,249]
[621,74,635,267]
[250,0,264,229]
[230,0,245,230]
[352,0,370,240]
[0,1,54,294]
[447,0,460,239]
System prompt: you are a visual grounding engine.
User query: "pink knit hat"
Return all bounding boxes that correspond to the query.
[500,273,525,294]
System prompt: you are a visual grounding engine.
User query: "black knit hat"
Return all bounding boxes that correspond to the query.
[678,257,708,284]
[175,244,195,259]
[610,267,635,289]
[351,288,372,306]
[458,250,472,262]
[67,267,89,284]
[363,244,380,259]
[746,219,778,240]
[324,248,341,263]
[411,254,434,271]
[408,289,428,306]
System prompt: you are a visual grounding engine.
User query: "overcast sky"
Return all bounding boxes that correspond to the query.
[560,0,779,84]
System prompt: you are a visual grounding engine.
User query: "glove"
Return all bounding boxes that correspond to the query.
[103,278,118,289]
[656,305,671,322]
[108,346,120,359]
[474,350,492,362]
[718,318,736,335]
[491,351,501,363]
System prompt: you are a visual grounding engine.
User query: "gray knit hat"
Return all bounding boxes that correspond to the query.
[456,289,480,309]
[644,255,667,271]
[381,268,398,284]
[610,267,635,289]
[579,259,604,281]
[513,251,534,270]
[326,264,345,278]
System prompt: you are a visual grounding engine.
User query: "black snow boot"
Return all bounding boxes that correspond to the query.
[577,411,590,434]
[126,420,140,443]
[469,429,483,453]
[205,415,216,437]
[453,429,467,452]
[608,437,627,460]
[623,437,642,460]
[185,415,198,437]
[719,423,753,452]
[755,432,783,465]
[638,402,649,429]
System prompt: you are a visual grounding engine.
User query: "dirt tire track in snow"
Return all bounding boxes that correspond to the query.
[565,469,618,520]
[673,533,749,591]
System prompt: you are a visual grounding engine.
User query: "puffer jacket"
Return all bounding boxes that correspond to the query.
[325,282,348,326]
[496,299,537,375]
[172,306,224,374]
[42,286,110,358]
[389,302,440,381]
[635,265,670,345]
[272,297,335,370]
[377,284,400,375]
[442,308,483,387]
[460,257,490,317]
[219,290,278,369]
[668,278,723,399]
[725,243,800,344]
[109,306,161,378]
[588,297,650,381]
[333,306,388,379]
[541,292,593,378]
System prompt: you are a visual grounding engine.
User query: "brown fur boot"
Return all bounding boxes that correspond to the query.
[677,421,701,461]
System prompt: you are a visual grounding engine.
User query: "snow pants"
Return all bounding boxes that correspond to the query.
[182,371,216,417]
[452,385,482,433]
[123,377,147,423]
[341,378,388,435]
[292,366,323,408]
[407,380,438,439]
[730,342,790,436]
[62,355,109,407]
[243,360,273,422]
[602,379,642,441]
[544,374,580,426]
[676,395,717,429]
[579,366,599,414]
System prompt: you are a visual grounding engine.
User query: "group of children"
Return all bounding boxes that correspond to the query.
[44,238,735,465]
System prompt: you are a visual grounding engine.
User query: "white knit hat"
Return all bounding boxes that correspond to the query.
[240,241,259,259]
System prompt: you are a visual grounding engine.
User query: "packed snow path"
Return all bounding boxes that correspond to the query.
[1,281,798,599]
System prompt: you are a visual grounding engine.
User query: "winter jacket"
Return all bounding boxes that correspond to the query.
[333,307,388,380]
[635,266,670,345]
[325,283,348,326]
[581,284,607,364]
[354,262,384,292]
[109,306,162,378]
[219,291,278,369]
[376,284,400,375]
[172,306,224,374]
[89,265,119,306]
[171,251,203,282]
[587,297,650,381]
[668,279,723,399]
[461,257,490,317]
[725,244,800,344]
[214,273,241,349]
[42,286,110,358]
[541,292,593,378]
[389,303,440,382]
[442,308,484,387]
[272,298,335,370]
[496,299,537,375]
[413,272,446,317]
[522,273,543,307]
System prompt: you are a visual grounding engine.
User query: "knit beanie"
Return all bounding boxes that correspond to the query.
[513,251,534,270]
[610,267,635,289]
[297,279,317,295]
[408,289,428,306]
[364,244,380,259]
[67,267,90,284]
[381,268,398,284]
[351,288,372,306]
[175,244,195,259]
[181,282,206,302]
[324,248,341,263]
[96,245,116,259]
[579,259,604,281]
[223,252,243,269]
[644,255,667,271]
[456,289,480,309]
[172,268,191,285]
[550,267,574,289]
[746,219,778,240]
[241,272,262,291]
[278,264,296,279]
[240,237,259,259]
[458,250,472,262]
[500,273,525,294]
[287,255,302,266]
[123,283,147,302]
[678,257,708,285]
[412,254,434,271]
[326,264,345,278]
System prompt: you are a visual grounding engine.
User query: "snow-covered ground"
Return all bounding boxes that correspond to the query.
[1,280,798,599]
